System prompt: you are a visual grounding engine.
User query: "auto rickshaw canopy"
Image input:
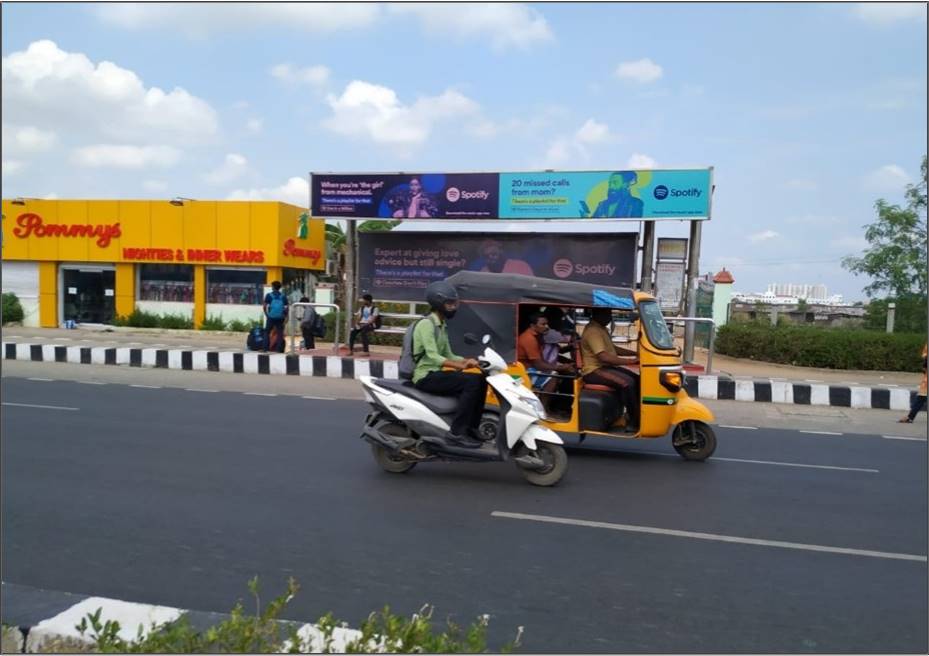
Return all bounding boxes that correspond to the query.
[444,271,639,362]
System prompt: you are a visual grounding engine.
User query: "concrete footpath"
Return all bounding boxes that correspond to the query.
[2,325,923,412]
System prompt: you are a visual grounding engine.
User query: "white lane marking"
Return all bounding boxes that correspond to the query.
[127,342,143,346]
[799,430,843,436]
[637,450,878,473]
[27,377,55,382]
[303,395,336,401]
[878,383,899,388]
[2,402,78,411]
[718,425,758,430]
[244,392,277,397]
[804,379,824,383]
[7,335,23,338]
[77,381,106,385]
[840,381,859,385]
[130,384,162,389]
[882,435,927,442]
[52,337,72,341]
[770,377,787,381]
[491,511,927,563]
[185,388,219,393]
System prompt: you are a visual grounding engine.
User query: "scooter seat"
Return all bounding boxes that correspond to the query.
[374,379,460,415]
[583,383,615,393]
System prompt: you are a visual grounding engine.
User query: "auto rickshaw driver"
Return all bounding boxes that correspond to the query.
[579,307,640,430]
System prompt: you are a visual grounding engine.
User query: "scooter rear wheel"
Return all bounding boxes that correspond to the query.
[515,442,567,487]
[371,424,418,474]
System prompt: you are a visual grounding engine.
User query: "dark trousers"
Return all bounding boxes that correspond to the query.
[301,324,315,350]
[907,395,927,421]
[349,324,375,353]
[265,317,285,352]
[416,371,488,435]
[584,367,640,427]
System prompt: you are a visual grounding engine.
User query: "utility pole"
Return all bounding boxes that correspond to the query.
[682,220,703,363]
[886,302,896,333]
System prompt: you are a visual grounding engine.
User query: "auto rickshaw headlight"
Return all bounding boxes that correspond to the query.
[660,370,682,393]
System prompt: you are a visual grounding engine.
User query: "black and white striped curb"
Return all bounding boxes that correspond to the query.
[0,581,359,653]
[3,341,917,411]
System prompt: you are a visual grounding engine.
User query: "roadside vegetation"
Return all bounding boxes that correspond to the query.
[72,578,520,653]
[2,292,25,325]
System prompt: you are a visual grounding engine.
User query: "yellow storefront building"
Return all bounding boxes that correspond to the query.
[1,199,326,328]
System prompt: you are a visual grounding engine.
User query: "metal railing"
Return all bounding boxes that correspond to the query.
[288,302,341,354]
[665,316,717,374]
[376,311,423,334]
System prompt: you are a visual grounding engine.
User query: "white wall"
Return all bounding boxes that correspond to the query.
[1,261,40,326]
[205,303,263,325]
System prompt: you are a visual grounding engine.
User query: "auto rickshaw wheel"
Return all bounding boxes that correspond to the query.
[515,442,567,487]
[371,424,418,474]
[672,421,717,461]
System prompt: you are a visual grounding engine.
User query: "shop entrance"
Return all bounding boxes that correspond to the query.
[62,268,116,324]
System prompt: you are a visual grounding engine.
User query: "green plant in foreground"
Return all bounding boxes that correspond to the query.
[1,292,25,324]
[199,314,228,331]
[76,577,521,653]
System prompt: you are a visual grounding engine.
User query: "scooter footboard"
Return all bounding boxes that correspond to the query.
[518,424,563,451]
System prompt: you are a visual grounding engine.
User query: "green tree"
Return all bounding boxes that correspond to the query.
[842,155,927,298]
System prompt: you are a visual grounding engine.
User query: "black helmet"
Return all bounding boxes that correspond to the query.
[425,280,459,313]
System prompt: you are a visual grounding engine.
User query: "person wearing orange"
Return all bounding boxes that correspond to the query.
[899,342,928,423]
[517,313,575,413]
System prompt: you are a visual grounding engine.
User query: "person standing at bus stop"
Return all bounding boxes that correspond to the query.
[899,343,927,423]
[262,280,289,353]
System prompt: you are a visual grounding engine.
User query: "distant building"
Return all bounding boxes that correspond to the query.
[766,282,829,301]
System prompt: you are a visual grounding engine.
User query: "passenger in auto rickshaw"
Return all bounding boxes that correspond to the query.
[579,307,640,430]
[516,312,576,415]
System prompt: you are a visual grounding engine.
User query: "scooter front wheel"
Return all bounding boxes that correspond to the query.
[515,442,567,487]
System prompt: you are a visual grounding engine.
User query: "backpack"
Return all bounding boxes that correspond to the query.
[398,317,440,380]
[312,312,327,338]
[246,326,267,351]
[373,309,383,329]
[267,291,287,319]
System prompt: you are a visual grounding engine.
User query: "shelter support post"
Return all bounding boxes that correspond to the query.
[343,220,357,353]
[683,220,703,363]
[640,221,655,293]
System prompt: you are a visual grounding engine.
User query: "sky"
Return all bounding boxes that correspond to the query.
[1,2,926,301]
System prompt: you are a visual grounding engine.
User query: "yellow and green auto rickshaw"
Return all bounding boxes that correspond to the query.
[445,271,717,460]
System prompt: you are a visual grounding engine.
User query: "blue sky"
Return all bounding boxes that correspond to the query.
[2,2,926,300]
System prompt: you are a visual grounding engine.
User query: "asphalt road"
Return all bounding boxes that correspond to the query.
[2,376,927,652]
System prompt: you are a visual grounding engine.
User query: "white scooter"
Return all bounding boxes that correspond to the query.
[358,335,568,486]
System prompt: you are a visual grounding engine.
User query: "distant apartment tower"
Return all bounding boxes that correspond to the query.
[767,283,828,301]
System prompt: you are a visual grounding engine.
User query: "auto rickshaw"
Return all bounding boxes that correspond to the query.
[444,271,717,461]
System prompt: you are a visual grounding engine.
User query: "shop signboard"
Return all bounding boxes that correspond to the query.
[657,237,688,260]
[358,231,637,301]
[311,168,713,221]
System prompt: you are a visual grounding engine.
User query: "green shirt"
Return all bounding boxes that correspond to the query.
[412,313,462,384]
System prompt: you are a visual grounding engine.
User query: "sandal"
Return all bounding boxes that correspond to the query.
[898,417,914,423]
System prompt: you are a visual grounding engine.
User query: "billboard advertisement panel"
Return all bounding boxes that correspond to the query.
[358,231,637,301]
[312,169,712,220]
[498,169,711,219]
[311,173,498,219]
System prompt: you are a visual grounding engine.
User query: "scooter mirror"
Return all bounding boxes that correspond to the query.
[463,333,480,345]
[482,334,491,345]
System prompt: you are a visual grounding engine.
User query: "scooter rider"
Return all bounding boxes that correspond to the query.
[412,281,486,448]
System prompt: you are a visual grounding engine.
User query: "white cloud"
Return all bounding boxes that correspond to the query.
[784,178,818,191]
[831,235,869,252]
[3,125,57,153]
[246,118,264,134]
[627,153,657,169]
[749,230,780,243]
[615,58,663,83]
[387,3,553,51]
[96,4,380,36]
[43,192,58,200]
[270,63,331,86]
[143,180,168,193]
[575,119,611,144]
[852,3,927,25]
[228,177,309,208]
[71,145,181,169]
[2,160,24,175]
[2,40,218,145]
[205,153,249,185]
[323,81,479,147]
[863,164,911,192]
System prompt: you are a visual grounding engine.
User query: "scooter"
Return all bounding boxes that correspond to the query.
[358,335,568,486]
